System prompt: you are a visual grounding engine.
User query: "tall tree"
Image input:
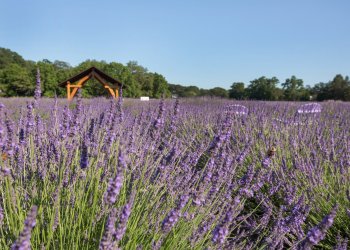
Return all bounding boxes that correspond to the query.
[37,60,59,97]
[246,76,279,100]
[282,76,302,100]
[209,87,228,98]
[152,73,171,98]
[229,82,245,99]
[329,74,350,101]
[127,61,154,96]
[0,64,34,96]
[0,48,27,68]
[313,74,350,101]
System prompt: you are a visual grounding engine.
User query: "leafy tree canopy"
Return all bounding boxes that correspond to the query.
[0,47,349,101]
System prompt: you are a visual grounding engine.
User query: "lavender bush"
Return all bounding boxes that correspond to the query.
[0,93,349,249]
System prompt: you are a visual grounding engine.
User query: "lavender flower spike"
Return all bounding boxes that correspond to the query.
[334,234,348,250]
[80,141,89,169]
[299,204,338,250]
[212,208,234,245]
[114,193,135,241]
[104,170,124,206]
[99,208,118,250]
[0,205,3,226]
[162,195,189,233]
[11,205,38,250]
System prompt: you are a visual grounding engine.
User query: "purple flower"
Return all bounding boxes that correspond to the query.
[26,103,35,135]
[334,235,348,250]
[346,208,350,218]
[151,99,165,139]
[1,167,11,177]
[104,171,124,206]
[80,141,89,169]
[5,116,15,156]
[162,194,189,233]
[212,208,234,245]
[262,156,272,168]
[99,208,117,250]
[118,149,127,169]
[114,194,135,241]
[0,205,3,226]
[11,205,38,250]
[236,144,250,164]
[169,99,180,133]
[299,204,338,249]
[19,128,25,144]
[87,118,96,143]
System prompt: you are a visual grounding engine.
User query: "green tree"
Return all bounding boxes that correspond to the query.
[127,61,154,96]
[105,62,141,98]
[282,76,305,101]
[168,84,186,97]
[0,48,27,68]
[246,76,279,100]
[313,82,330,101]
[152,73,170,98]
[208,87,228,98]
[0,64,34,96]
[313,74,350,101]
[183,86,200,97]
[199,88,210,96]
[37,60,59,97]
[229,82,245,99]
[329,74,350,101]
[53,60,71,70]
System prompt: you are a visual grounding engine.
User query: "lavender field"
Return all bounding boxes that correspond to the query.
[0,94,349,249]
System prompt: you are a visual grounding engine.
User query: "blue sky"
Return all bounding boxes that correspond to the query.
[0,0,349,89]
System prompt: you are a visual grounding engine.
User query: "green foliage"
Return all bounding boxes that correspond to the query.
[0,48,27,68]
[229,82,246,99]
[0,48,171,99]
[0,64,34,96]
[1,47,350,101]
[168,85,229,98]
[314,74,350,101]
[152,73,171,98]
[282,76,309,101]
[208,87,228,98]
[126,61,154,97]
[246,76,280,100]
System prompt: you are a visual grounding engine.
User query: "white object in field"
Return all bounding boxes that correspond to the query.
[226,104,248,115]
[297,103,321,114]
[140,96,149,101]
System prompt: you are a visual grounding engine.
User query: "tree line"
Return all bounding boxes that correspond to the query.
[0,48,170,98]
[171,75,350,101]
[1,47,349,101]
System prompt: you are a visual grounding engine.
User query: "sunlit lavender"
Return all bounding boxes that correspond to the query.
[0,87,349,249]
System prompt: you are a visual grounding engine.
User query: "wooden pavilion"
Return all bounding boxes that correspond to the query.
[59,67,123,100]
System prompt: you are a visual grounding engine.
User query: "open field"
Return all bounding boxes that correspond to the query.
[0,97,349,249]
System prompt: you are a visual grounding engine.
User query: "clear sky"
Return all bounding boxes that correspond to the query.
[0,0,349,89]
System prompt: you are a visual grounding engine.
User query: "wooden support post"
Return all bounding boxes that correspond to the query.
[105,86,116,98]
[115,88,119,99]
[67,81,71,100]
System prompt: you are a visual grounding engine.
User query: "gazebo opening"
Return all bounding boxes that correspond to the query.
[59,67,123,100]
